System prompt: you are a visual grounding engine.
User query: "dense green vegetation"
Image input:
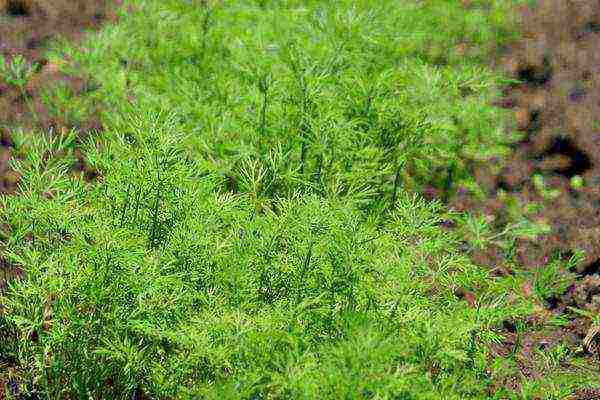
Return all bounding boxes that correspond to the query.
[1,0,598,398]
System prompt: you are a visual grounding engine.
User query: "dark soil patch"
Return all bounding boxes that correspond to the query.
[458,0,600,273]
[448,0,600,393]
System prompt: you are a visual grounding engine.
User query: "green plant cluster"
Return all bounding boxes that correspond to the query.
[1,0,597,399]
[0,54,37,90]
[44,0,523,211]
[2,110,522,399]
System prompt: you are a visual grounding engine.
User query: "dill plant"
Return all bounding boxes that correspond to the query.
[0,110,527,398]
[3,0,595,399]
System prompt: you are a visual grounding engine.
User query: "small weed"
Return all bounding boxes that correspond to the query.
[0,54,37,90]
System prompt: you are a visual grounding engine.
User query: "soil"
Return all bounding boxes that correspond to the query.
[468,0,600,275]
[447,0,600,395]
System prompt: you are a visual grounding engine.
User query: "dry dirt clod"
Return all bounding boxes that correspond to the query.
[583,325,600,356]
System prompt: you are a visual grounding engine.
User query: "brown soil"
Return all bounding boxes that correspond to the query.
[449,0,600,394]
[478,0,600,274]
